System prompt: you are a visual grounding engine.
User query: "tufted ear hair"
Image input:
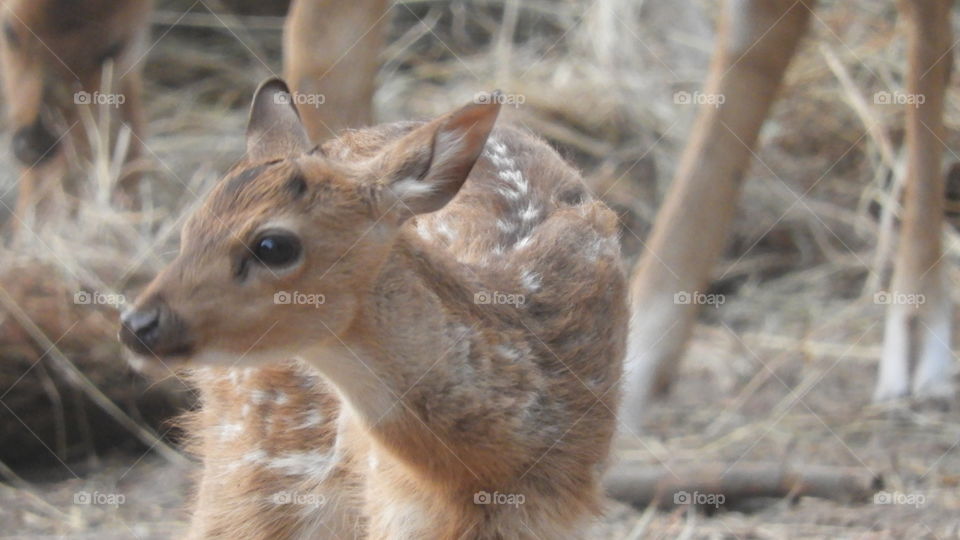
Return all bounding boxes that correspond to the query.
[372,94,501,222]
[246,78,313,162]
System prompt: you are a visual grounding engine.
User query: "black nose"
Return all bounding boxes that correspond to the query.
[120,306,160,344]
[12,120,59,165]
[119,302,192,357]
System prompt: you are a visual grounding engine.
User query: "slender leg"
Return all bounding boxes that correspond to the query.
[622,0,813,431]
[875,0,954,401]
[283,0,389,141]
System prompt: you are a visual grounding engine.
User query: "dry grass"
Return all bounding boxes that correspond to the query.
[0,0,958,537]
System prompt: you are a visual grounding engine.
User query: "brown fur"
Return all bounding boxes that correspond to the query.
[122,82,627,539]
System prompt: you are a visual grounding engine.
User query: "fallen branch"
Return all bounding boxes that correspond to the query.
[604,462,883,509]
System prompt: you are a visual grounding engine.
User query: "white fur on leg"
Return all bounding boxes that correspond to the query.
[621,292,690,434]
[875,284,954,402]
[911,296,954,399]
[875,303,914,402]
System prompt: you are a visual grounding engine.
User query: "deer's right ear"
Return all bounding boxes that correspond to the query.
[246,78,312,161]
[372,96,501,223]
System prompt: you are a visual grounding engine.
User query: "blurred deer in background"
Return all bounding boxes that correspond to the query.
[622,0,955,432]
[284,0,387,140]
[0,0,153,227]
[119,80,627,538]
[0,0,388,233]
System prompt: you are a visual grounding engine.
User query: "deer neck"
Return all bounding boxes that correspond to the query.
[298,234,480,474]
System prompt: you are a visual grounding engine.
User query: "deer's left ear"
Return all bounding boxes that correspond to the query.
[246,78,312,161]
[373,96,501,221]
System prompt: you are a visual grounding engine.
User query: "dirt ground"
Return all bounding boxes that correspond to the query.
[1,0,959,538]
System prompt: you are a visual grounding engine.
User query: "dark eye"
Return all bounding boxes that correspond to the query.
[252,233,301,267]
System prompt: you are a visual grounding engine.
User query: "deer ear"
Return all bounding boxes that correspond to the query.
[246,78,312,161]
[374,96,501,221]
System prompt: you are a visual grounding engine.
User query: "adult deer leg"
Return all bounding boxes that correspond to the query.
[283,0,388,140]
[875,0,954,401]
[622,0,812,431]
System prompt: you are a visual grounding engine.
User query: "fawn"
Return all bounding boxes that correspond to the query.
[0,0,153,223]
[622,0,956,431]
[120,79,627,538]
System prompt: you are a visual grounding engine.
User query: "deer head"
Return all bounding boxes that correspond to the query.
[119,78,499,367]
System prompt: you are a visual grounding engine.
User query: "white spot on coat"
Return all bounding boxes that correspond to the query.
[520,270,542,292]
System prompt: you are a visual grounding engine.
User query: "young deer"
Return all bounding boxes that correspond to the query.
[0,0,153,222]
[622,0,955,431]
[119,79,627,538]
